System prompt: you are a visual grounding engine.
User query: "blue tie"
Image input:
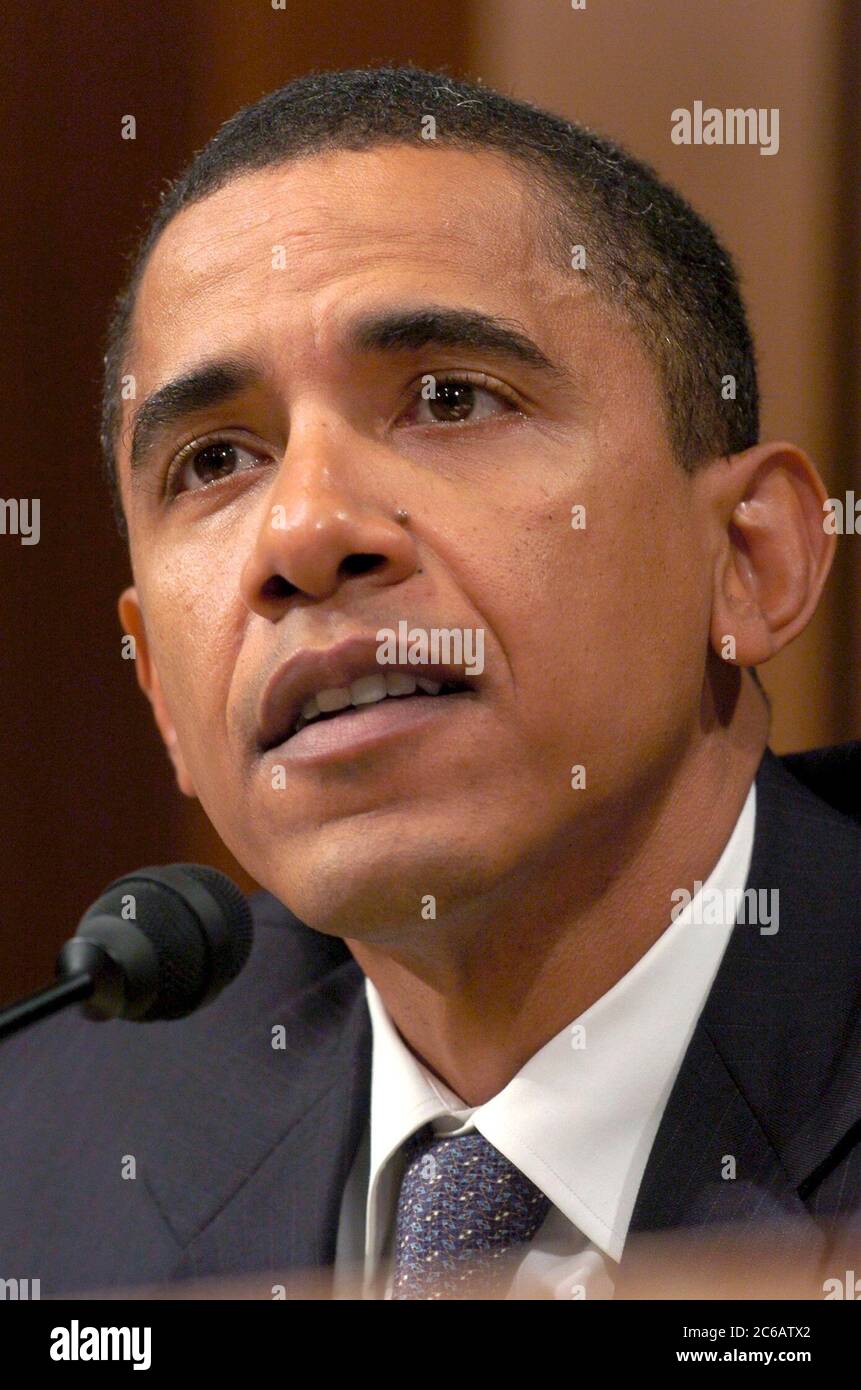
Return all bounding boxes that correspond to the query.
[390,1124,552,1299]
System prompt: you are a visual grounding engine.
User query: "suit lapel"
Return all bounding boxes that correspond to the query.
[140,943,371,1275]
[628,747,861,1255]
[140,746,857,1277]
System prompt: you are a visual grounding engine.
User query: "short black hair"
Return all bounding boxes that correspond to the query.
[100,64,759,534]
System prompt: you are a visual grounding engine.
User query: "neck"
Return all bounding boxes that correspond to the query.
[346,672,769,1106]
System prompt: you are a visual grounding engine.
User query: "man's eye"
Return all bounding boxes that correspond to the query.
[168,439,262,495]
[406,378,520,426]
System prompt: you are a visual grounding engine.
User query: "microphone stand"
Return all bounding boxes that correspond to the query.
[0,974,93,1042]
[0,939,121,1041]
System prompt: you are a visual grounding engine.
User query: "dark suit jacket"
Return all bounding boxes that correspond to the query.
[0,745,858,1296]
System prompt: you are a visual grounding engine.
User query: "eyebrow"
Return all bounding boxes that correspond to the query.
[349,305,563,375]
[127,306,567,478]
[128,353,263,478]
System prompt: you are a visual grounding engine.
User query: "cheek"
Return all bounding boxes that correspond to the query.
[137,556,239,774]
[488,486,708,777]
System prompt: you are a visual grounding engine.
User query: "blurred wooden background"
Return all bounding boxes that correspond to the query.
[1,0,858,998]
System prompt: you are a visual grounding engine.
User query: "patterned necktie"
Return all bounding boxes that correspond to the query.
[390,1124,552,1299]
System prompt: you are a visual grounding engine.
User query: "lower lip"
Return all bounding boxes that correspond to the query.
[262,691,476,766]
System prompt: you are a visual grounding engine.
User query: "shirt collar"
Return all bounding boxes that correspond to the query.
[364,781,756,1264]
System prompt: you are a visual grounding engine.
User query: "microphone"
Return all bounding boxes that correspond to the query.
[0,864,253,1041]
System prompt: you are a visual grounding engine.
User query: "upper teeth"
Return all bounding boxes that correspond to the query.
[297,673,444,730]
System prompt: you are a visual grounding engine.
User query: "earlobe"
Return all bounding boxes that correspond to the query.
[708,442,835,668]
[117,586,198,799]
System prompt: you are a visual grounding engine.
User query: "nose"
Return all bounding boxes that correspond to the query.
[239,418,419,620]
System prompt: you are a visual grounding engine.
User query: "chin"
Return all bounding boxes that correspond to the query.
[255,816,507,941]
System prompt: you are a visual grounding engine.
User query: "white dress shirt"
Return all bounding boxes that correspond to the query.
[333,782,757,1299]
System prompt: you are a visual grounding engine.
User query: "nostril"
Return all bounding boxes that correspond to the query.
[261,574,298,601]
[339,553,387,579]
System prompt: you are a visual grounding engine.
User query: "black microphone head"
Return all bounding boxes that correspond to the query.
[71,863,254,1021]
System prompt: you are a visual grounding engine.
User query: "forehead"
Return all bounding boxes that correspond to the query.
[119,142,670,495]
[129,145,576,377]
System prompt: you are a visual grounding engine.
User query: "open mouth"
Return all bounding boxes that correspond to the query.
[290,673,469,739]
[259,671,475,753]
[255,636,481,757]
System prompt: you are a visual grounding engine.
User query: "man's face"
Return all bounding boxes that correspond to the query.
[117,144,714,938]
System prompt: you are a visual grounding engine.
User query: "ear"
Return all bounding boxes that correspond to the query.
[118,586,197,798]
[703,441,835,668]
